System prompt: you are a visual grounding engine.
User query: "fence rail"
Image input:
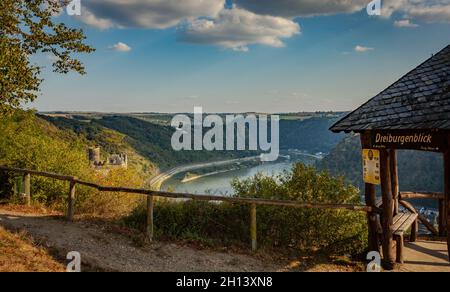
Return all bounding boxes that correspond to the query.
[0,165,373,251]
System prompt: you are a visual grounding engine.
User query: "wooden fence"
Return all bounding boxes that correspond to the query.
[0,165,374,251]
[399,192,447,237]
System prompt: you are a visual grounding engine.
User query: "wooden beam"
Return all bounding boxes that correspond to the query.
[399,192,445,200]
[250,204,257,251]
[390,149,399,216]
[439,199,445,237]
[444,150,450,262]
[146,196,154,242]
[67,181,76,222]
[73,180,374,212]
[361,133,381,252]
[23,173,31,207]
[0,166,374,213]
[399,200,439,236]
[0,166,76,181]
[380,149,395,269]
[365,183,380,252]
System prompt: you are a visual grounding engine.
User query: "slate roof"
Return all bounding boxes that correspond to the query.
[331,44,450,133]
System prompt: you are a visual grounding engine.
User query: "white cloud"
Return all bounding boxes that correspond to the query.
[73,0,450,52]
[79,0,225,29]
[79,9,115,30]
[374,0,450,22]
[406,3,450,22]
[110,42,132,52]
[354,45,374,53]
[394,19,419,28]
[179,7,300,51]
[236,0,367,18]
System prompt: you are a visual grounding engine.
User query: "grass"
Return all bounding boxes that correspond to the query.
[0,226,64,272]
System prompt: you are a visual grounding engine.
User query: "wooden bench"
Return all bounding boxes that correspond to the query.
[392,212,418,264]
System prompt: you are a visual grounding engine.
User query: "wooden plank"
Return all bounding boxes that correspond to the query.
[392,213,407,231]
[146,196,154,242]
[394,214,418,235]
[399,200,439,236]
[399,192,444,200]
[250,204,257,251]
[380,149,395,269]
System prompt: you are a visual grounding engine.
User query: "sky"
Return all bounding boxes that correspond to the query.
[32,0,450,113]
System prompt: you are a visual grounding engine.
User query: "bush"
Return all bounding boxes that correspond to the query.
[0,110,144,216]
[124,164,368,255]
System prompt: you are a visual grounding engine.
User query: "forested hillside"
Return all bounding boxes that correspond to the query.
[41,115,256,169]
[279,117,345,153]
[41,114,346,170]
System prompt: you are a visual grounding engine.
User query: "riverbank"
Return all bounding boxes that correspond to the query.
[149,156,262,190]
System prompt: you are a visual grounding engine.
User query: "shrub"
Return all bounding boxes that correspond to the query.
[0,110,144,216]
[124,164,368,255]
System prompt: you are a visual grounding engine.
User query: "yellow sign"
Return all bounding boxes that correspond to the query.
[362,149,380,185]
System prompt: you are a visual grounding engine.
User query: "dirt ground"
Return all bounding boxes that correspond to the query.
[0,207,361,272]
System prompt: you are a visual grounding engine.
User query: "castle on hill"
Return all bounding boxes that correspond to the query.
[88,147,128,169]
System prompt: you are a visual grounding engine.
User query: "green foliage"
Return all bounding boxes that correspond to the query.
[0,110,91,205]
[43,115,258,169]
[280,118,345,153]
[0,0,94,112]
[124,163,367,255]
[0,110,144,216]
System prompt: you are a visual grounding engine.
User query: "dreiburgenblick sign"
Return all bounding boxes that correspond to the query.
[369,130,447,152]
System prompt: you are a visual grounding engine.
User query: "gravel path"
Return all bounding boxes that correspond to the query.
[0,209,282,272]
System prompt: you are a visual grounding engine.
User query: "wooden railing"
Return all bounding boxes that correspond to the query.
[399,192,446,237]
[0,165,374,251]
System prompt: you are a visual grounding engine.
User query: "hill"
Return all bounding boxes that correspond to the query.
[41,113,347,170]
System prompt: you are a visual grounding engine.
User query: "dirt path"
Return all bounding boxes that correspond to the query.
[0,208,287,272]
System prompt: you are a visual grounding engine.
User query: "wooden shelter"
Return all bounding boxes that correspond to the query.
[331,44,450,269]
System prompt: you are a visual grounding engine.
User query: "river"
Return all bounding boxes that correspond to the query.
[161,155,317,196]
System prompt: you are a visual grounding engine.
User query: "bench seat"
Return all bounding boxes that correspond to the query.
[392,212,418,264]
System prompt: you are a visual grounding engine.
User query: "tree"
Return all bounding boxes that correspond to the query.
[0,0,94,113]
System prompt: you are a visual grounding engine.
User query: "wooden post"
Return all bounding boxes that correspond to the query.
[443,150,450,261]
[390,149,399,216]
[439,199,445,237]
[395,235,404,264]
[380,149,395,269]
[250,204,257,251]
[365,183,379,252]
[361,132,380,252]
[410,219,418,243]
[23,173,31,206]
[13,178,18,198]
[146,195,154,242]
[67,180,76,221]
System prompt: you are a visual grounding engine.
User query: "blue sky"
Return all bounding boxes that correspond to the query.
[32,0,450,113]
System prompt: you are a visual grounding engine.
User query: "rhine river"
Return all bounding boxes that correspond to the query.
[161,156,316,196]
